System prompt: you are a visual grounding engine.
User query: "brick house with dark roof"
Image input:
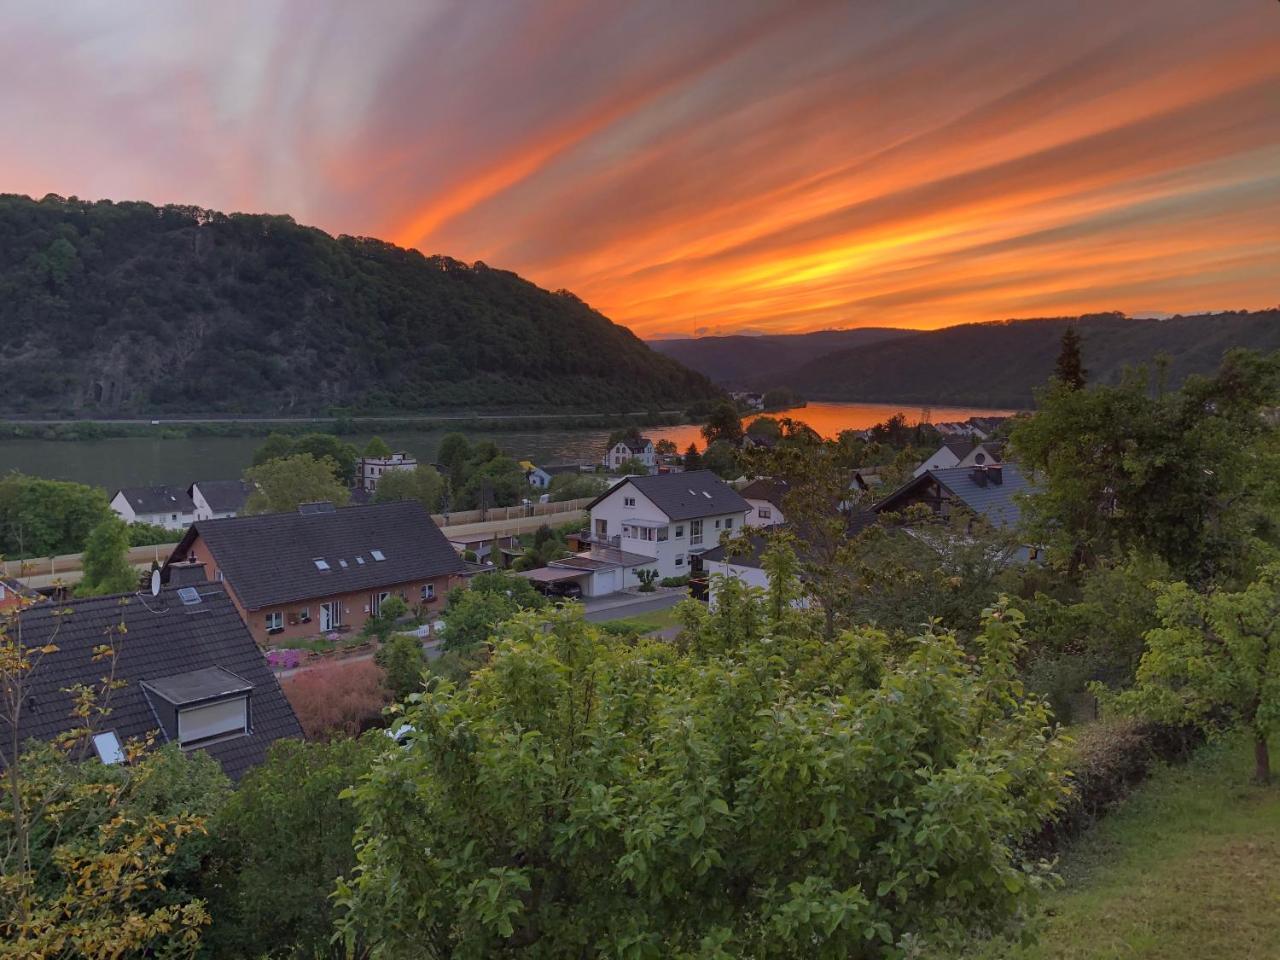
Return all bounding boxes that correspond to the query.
[164,500,468,646]
[3,582,302,780]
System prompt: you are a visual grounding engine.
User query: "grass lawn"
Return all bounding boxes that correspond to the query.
[973,734,1280,960]
[600,604,684,634]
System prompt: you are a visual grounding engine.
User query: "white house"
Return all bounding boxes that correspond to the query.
[585,469,750,583]
[189,480,256,521]
[912,440,1003,478]
[519,461,553,489]
[603,436,656,472]
[357,452,417,492]
[739,478,788,528]
[109,486,196,531]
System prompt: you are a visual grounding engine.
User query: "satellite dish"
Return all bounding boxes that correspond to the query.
[149,568,162,597]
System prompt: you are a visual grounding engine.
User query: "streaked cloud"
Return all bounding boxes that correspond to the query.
[0,0,1275,337]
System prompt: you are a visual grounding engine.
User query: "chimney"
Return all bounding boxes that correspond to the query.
[168,560,207,586]
[989,464,1003,485]
[971,466,989,487]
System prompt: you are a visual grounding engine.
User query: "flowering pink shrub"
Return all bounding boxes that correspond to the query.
[282,659,391,741]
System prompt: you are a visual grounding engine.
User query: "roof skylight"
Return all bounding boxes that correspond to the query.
[313,558,330,571]
[92,731,124,765]
[370,550,386,561]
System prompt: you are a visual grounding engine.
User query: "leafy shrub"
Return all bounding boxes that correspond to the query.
[659,575,690,588]
[281,660,390,740]
[376,633,426,700]
[635,568,659,592]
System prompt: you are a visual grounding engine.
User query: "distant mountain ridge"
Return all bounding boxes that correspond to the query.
[650,327,913,387]
[751,311,1280,408]
[0,193,720,415]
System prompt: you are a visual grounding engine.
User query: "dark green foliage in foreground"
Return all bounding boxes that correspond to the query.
[0,193,720,415]
[201,737,379,960]
[0,471,110,557]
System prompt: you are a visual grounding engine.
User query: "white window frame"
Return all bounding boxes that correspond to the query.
[265,611,284,632]
[177,696,249,746]
[320,600,342,631]
[421,582,436,602]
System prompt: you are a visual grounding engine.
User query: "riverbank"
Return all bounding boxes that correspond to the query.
[0,409,693,442]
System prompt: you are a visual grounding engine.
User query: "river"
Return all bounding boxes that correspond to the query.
[0,402,1012,490]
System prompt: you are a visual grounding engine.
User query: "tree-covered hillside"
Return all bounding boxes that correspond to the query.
[757,311,1280,408]
[0,194,720,415]
[650,327,913,387]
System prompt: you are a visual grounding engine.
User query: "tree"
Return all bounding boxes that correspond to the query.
[1108,566,1280,784]
[457,456,526,511]
[635,568,658,592]
[436,432,472,491]
[250,432,358,485]
[362,435,393,458]
[761,386,803,411]
[700,439,740,479]
[0,472,110,558]
[654,438,678,456]
[337,594,1066,957]
[376,633,427,701]
[746,415,782,440]
[439,572,545,650]
[701,401,744,446]
[250,432,296,466]
[372,464,444,511]
[606,427,645,450]
[513,525,569,572]
[611,457,650,476]
[1053,326,1087,390]
[1013,350,1280,584]
[2,606,227,958]
[363,595,409,643]
[547,473,607,502]
[77,517,139,597]
[201,737,377,960]
[682,443,702,470]
[242,454,350,515]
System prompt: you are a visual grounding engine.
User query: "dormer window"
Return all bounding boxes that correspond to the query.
[142,667,252,748]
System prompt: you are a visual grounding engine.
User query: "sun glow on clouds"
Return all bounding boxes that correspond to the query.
[0,0,1277,337]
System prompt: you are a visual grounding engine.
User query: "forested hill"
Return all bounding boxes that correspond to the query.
[0,194,720,415]
[650,327,913,387]
[751,311,1280,408]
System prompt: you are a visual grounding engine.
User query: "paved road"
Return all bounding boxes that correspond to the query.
[584,591,684,623]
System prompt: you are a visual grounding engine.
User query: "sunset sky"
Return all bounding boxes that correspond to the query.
[1,1,1277,338]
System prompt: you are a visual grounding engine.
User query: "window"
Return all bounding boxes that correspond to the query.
[725,517,734,530]
[675,525,684,538]
[178,697,248,746]
[92,731,124,765]
[265,611,284,632]
[758,508,772,520]
[370,550,386,561]
[690,519,703,545]
[675,554,685,567]
[370,591,390,617]
[356,556,365,565]
[421,583,436,602]
[297,607,310,623]
[313,558,330,571]
[657,526,669,542]
[714,519,721,529]
[215,570,223,582]
[624,496,636,507]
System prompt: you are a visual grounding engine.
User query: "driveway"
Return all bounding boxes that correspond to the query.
[583,589,685,623]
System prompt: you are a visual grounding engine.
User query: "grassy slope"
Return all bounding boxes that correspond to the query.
[974,735,1280,960]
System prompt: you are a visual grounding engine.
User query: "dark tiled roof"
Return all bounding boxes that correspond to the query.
[875,464,1031,530]
[114,485,195,515]
[4,583,301,780]
[589,470,750,522]
[169,500,466,610]
[192,479,255,514]
[942,439,976,459]
[739,477,789,509]
[619,437,653,454]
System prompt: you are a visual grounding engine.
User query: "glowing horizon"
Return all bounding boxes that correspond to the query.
[1,1,1276,338]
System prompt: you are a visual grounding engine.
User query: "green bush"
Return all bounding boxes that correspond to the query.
[659,575,690,588]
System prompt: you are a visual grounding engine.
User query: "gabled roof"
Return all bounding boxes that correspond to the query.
[613,436,653,453]
[4,583,301,780]
[874,464,1031,529]
[113,485,195,516]
[738,477,789,509]
[942,439,976,459]
[588,469,750,522]
[167,500,467,610]
[191,479,256,514]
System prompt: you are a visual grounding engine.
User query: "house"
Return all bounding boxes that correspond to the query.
[873,463,1037,560]
[0,576,43,613]
[740,477,788,527]
[585,469,750,582]
[190,479,256,520]
[967,416,1010,440]
[164,500,468,647]
[357,452,417,493]
[519,461,553,489]
[603,436,656,472]
[2,581,302,780]
[522,544,659,598]
[731,391,765,410]
[912,440,1003,478]
[698,535,771,607]
[109,485,196,530]
[741,432,779,452]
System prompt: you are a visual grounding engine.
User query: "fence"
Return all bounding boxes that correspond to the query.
[430,497,593,527]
